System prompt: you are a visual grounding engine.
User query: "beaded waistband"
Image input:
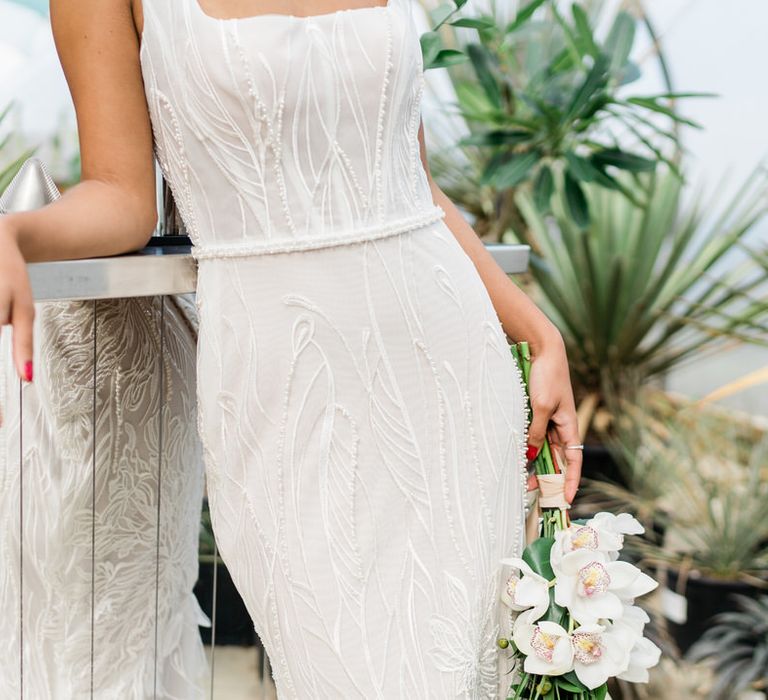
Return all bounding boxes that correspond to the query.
[190,205,446,261]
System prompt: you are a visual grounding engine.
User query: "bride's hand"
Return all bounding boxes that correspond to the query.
[524,331,582,504]
[0,219,35,426]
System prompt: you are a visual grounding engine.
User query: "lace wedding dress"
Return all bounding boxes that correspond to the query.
[144,0,527,696]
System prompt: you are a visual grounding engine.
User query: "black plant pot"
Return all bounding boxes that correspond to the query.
[194,559,258,647]
[581,443,628,488]
[664,568,763,655]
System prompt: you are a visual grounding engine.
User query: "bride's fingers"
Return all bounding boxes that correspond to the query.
[548,414,582,504]
[11,295,35,385]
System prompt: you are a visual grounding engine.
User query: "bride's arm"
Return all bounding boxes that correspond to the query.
[417,120,583,502]
[2,0,157,263]
[0,0,155,387]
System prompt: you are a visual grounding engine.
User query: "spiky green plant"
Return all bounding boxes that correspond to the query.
[687,594,768,699]
[513,164,768,428]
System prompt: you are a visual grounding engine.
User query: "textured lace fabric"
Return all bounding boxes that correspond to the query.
[140,0,530,697]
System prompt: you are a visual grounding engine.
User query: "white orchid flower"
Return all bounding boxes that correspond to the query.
[584,512,645,559]
[617,635,662,683]
[551,513,645,568]
[551,525,603,569]
[498,557,550,620]
[553,550,658,625]
[550,513,639,569]
[570,622,634,690]
[512,609,574,677]
[614,604,650,635]
[612,605,661,683]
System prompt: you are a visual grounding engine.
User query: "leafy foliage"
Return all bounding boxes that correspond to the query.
[514,165,768,421]
[420,0,715,229]
[687,594,768,699]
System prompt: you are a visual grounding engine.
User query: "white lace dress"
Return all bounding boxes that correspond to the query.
[141,0,530,696]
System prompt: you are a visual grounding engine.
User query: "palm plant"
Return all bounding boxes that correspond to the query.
[419,0,712,239]
[514,165,768,429]
[687,594,768,699]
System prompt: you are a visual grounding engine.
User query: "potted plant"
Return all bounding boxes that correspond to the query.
[420,0,699,239]
[601,400,768,655]
[686,594,768,700]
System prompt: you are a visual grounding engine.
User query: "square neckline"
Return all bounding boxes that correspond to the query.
[191,0,392,23]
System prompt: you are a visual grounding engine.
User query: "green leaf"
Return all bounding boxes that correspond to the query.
[467,43,502,108]
[576,91,611,123]
[430,2,455,28]
[480,151,511,185]
[564,53,610,121]
[459,129,531,147]
[603,11,636,76]
[564,168,590,229]
[427,49,469,70]
[625,96,703,129]
[449,16,496,29]
[533,165,554,213]
[616,60,642,86]
[492,150,540,188]
[504,0,547,33]
[521,537,555,578]
[591,147,656,172]
[419,31,442,68]
[633,91,719,100]
[571,4,600,58]
[454,82,496,119]
[564,153,629,196]
[593,683,609,700]
[565,151,600,182]
[555,677,587,693]
[561,672,589,692]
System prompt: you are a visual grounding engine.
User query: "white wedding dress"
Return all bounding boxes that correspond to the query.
[140,0,530,696]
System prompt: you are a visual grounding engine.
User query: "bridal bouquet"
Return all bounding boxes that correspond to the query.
[498,342,661,700]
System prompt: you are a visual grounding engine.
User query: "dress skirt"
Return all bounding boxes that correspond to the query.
[194,217,529,699]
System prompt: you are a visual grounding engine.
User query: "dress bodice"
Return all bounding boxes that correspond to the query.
[138,0,445,259]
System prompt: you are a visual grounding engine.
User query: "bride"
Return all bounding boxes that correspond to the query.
[0,0,583,697]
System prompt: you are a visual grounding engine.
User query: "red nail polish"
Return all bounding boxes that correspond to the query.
[24,361,33,382]
[526,444,539,461]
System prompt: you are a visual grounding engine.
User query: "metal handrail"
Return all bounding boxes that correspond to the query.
[27,240,530,302]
